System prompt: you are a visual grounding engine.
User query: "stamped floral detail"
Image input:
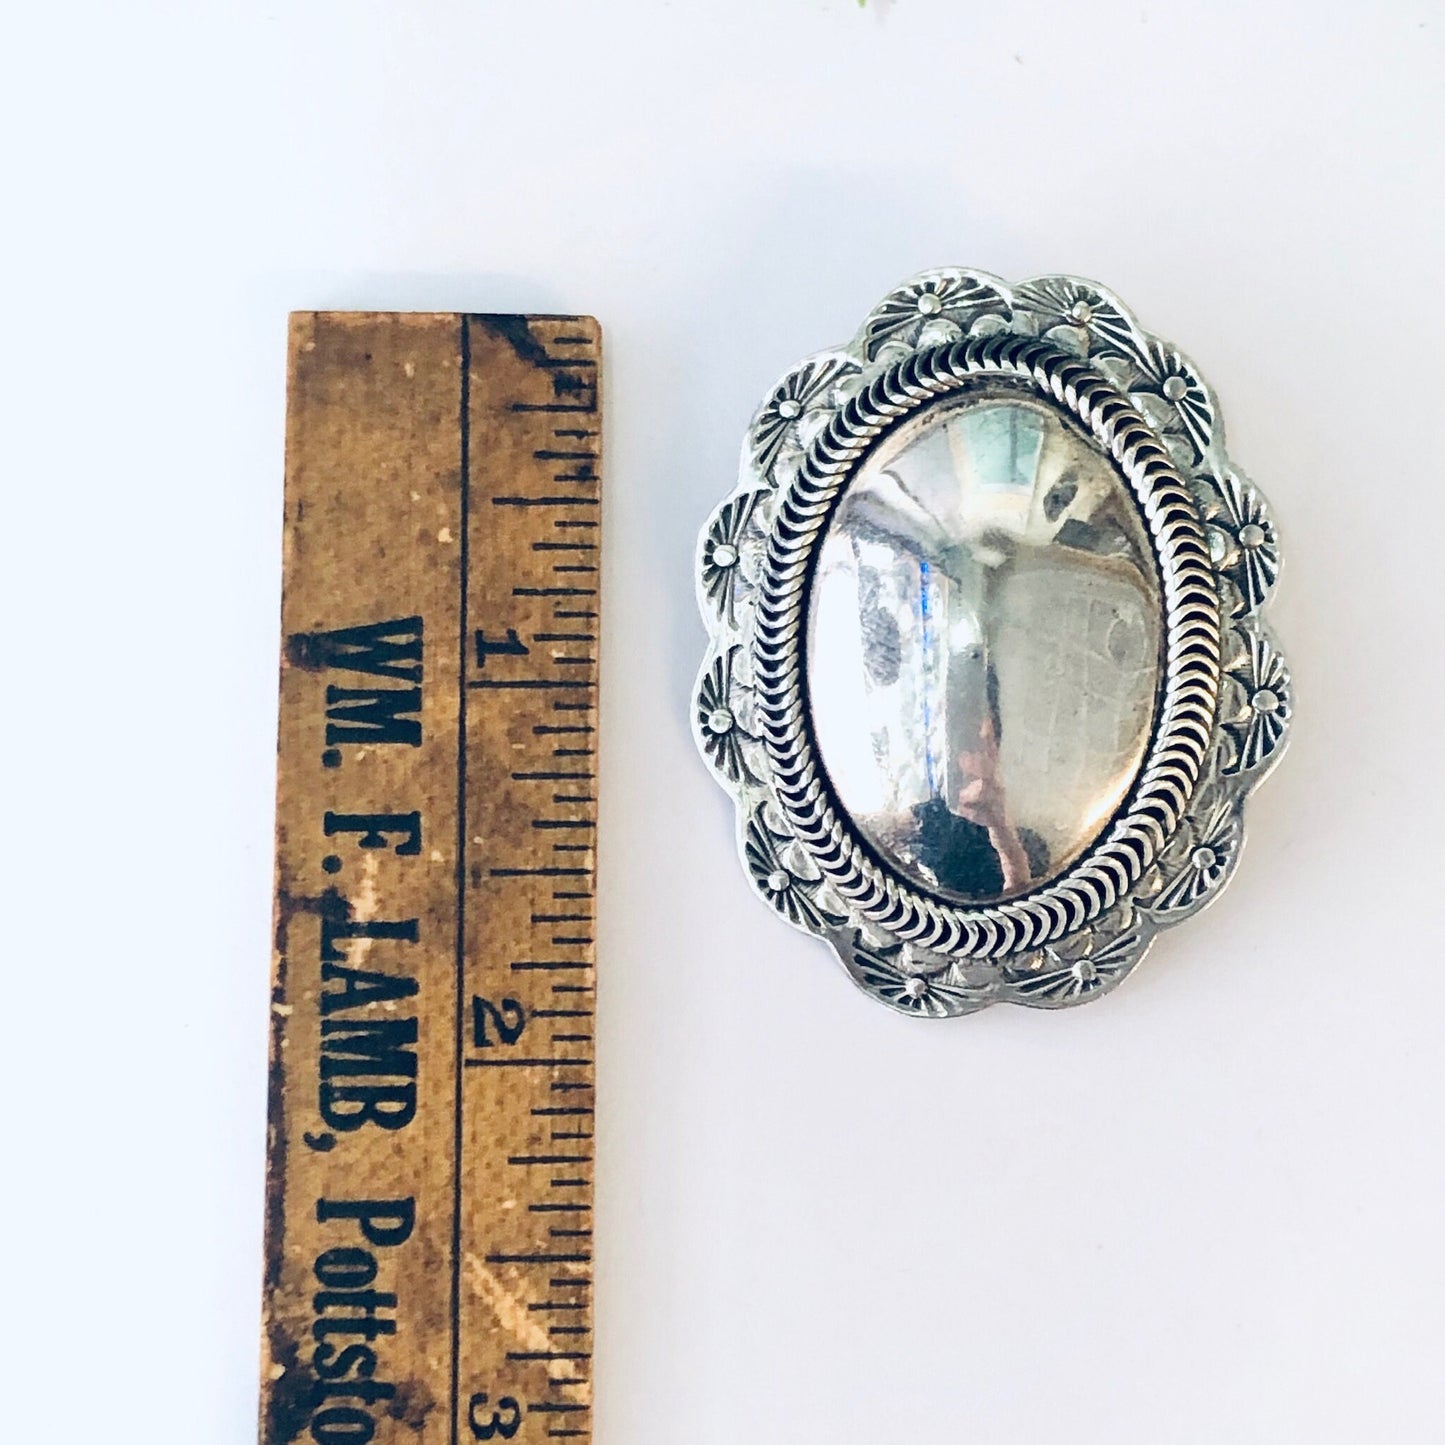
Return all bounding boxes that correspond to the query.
[700,493,755,626]
[1223,629,1291,775]
[848,934,983,1018]
[1130,341,1215,462]
[1145,798,1242,914]
[696,648,758,784]
[862,272,1010,356]
[1012,275,1137,357]
[743,808,844,931]
[751,355,856,474]
[1215,472,1279,613]
[1002,926,1145,1007]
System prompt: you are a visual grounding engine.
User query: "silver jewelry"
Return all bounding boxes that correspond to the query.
[694,269,1289,1016]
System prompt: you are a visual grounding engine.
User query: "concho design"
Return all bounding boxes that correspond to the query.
[694,270,1289,1016]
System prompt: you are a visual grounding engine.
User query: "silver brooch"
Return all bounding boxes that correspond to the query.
[693,269,1289,1017]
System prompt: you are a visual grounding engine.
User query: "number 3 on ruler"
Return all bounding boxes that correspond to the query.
[468,1392,523,1439]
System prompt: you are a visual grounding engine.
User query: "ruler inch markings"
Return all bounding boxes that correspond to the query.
[262,311,602,1445]
[460,313,601,1445]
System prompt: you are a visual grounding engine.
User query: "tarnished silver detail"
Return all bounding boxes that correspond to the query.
[694,270,1289,1016]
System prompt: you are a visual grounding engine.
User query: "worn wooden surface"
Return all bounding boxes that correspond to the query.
[263,312,601,1445]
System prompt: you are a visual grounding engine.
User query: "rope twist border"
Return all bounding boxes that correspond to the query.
[752,333,1222,959]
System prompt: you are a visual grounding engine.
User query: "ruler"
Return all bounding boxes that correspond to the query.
[262,312,601,1445]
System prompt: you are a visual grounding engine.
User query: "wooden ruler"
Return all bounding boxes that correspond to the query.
[263,312,601,1445]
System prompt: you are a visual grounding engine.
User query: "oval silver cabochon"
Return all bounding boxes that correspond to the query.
[807,387,1162,905]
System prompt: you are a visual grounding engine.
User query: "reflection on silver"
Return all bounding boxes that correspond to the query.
[808,389,1160,903]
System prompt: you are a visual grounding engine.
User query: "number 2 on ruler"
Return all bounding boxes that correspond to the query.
[472,995,527,1047]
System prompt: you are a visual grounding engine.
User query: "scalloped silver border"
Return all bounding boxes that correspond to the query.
[695,269,1290,1016]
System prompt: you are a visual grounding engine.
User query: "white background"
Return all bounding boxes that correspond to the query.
[6,3,1444,1441]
